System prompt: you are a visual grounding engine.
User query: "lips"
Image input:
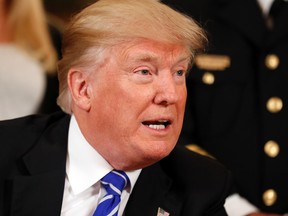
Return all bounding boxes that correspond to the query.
[142,119,171,130]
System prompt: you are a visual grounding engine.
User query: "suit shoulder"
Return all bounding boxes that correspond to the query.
[161,145,230,186]
[0,111,68,130]
[0,111,69,152]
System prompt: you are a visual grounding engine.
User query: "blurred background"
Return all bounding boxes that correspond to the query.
[0,0,97,120]
[44,0,95,24]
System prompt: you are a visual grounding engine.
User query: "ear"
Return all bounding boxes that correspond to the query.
[68,69,92,111]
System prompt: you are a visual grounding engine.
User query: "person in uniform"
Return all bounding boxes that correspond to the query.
[162,0,288,215]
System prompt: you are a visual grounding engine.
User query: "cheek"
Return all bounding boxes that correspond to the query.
[112,82,152,111]
[175,88,187,132]
[100,86,142,125]
[178,87,187,112]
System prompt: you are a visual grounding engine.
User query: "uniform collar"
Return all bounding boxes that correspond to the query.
[257,0,274,15]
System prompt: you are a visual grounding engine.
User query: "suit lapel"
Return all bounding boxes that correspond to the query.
[8,115,70,216]
[7,170,65,216]
[124,163,183,216]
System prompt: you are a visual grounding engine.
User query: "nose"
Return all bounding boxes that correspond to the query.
[153,73,179,106]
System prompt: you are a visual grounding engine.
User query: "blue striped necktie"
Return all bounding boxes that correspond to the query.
[93,170,130,216]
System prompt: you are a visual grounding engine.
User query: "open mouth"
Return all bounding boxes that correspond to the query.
[142,120,171,130]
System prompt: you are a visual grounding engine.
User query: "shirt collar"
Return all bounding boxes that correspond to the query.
[67,115,141,195]
[257,0,274,15]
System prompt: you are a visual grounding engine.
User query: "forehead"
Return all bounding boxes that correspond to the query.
[112,39,191,63]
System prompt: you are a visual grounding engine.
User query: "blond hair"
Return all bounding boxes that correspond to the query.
[7,0,57,73]
[57,0,207,113]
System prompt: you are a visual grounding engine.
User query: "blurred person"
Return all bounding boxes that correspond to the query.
[0,0,232,215]
[0,44,45,120]
[162,0,288,215]
[0,0,60,120]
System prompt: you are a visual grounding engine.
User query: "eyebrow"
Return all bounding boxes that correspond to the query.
[129,53,159,63]
[128,52,191,65]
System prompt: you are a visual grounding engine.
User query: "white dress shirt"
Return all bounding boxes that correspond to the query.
[61,115,141,216]
[225,194,258,216]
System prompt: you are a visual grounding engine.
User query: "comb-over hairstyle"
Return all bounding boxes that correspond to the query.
[57,0,207,113]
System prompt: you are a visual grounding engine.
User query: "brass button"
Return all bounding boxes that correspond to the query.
[264,140,280,158]
[263,189,277,206]
[202,72,215,85]
[265,54,279,70]
[266,97,283,113]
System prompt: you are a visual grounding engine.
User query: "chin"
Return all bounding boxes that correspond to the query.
[149,144,174,160]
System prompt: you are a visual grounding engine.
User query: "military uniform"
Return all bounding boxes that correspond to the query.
[163,0,288,213]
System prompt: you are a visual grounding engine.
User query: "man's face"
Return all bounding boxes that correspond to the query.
[84,39,189,170]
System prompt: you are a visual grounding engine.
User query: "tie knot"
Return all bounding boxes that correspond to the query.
[101,170,130,196]
[93,170,129,216]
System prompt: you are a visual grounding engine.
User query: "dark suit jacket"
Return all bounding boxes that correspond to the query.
[0,112,230,216]
[162,0,288,213]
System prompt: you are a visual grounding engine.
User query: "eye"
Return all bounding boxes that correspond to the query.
[136,69,150,76]
[173,69,187,84]
[132,68,154,83]
[176,70,185,76]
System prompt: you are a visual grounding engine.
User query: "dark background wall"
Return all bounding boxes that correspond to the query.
[44,0,95,22]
